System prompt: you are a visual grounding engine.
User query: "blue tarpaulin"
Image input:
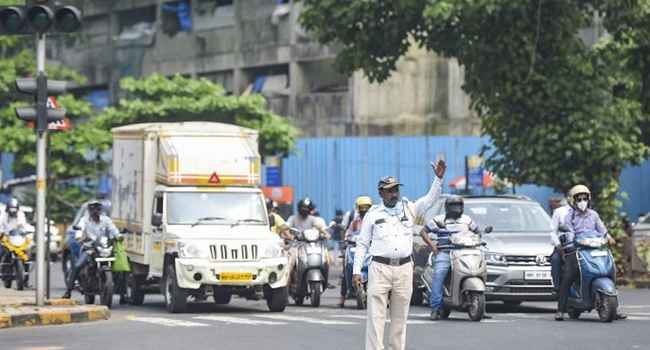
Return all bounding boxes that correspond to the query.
[162,1,192,32]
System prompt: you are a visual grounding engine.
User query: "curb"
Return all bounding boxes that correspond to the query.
[0,305,110,329]
[1,298,79,308]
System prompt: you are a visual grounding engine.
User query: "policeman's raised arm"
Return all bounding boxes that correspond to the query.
[414,160,446,217]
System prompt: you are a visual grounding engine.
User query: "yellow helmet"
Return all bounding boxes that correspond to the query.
[568,184,591,205]
[355,196,373,208]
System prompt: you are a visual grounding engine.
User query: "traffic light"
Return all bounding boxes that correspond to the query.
[0,1,81,35]
[15,72,67,132]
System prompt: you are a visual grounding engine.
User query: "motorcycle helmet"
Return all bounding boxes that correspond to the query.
[444,195,464,220]
[567,184,591,206]
[297,197,315,210]
[6,198,19,217]
[355,196,373,209]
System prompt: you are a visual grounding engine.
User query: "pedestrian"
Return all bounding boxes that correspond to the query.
[549,195,570,291]
[353,160,446,350]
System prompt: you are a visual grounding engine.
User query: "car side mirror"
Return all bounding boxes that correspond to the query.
[484,226,493,234]
[152,213,163,227]
[558,224,570,233]
[72,225,81,231]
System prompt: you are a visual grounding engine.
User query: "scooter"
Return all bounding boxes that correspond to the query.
[0,229,31,290]
[559,227,619,322]
[345,237,371,309]
[418,221,492,321]
[288,228,329,307]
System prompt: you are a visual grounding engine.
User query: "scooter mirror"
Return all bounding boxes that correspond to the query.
[558,224,570,233]
[484,226,493,234]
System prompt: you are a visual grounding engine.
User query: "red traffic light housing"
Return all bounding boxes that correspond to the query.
[0,3,81,34]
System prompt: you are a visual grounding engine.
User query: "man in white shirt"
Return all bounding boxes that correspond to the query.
[353,160,446,350]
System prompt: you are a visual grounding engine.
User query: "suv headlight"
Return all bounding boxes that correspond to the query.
[178,242,208,259]
[486,252,507,266]
[263,242,283,259]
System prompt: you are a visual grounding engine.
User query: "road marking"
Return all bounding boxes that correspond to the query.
[331,315,367,320]
[256,314,357,325]
[194,316,287,325]
[626,316,650,321]
[126,316,209,327]
[621,305,650,309]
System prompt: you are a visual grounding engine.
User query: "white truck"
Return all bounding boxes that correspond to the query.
[111,122,289,313]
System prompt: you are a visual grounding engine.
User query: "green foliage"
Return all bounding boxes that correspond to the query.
[95,74,297,156]
[301,0,650,272]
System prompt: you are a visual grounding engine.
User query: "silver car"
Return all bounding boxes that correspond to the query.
[413,195,556,305]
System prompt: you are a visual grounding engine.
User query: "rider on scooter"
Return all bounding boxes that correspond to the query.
[555,185,625,321]
[339,196,373,308]
[0,198,27,260]
[286,198,331,284]
[63,200,120,299]
[420,195,478,320]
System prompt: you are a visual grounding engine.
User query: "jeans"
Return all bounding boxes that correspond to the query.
[550,247,562,290]
[430,251,451,312]
[66,250,89,291]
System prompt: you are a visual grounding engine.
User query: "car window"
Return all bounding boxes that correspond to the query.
[465,201,551,233]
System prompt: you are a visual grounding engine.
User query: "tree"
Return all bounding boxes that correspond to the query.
[95,74,298,157]
[300,0,650,271]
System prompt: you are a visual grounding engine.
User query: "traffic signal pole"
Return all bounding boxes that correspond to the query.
[35,33,47,306]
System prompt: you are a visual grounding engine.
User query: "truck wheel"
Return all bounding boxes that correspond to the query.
[309,282,321,307]
[164,264,187,313]
[467,292,485,322]
[267,287,288,312]
[127,274,146,306]
[597,294,617,323]
[212,286,232,305]
[15,260,25,291]
[101,271,114,309]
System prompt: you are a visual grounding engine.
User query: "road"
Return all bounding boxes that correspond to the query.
[2,262,650,350]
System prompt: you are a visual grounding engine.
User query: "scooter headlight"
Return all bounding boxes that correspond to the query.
[9,235,26,247]
[97,245,113,258]
[303,229,320,242]
[263,242,283,259]
[486,252,507,266]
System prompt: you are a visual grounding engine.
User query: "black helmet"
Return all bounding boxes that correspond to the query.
[444,195,464,219]
[297,197,315,210]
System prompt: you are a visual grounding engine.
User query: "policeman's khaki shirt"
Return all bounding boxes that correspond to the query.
[353,177,442,275]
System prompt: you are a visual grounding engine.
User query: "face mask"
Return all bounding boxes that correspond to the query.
[577,201,588,211]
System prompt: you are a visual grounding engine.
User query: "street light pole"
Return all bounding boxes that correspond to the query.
[35,33,48,306]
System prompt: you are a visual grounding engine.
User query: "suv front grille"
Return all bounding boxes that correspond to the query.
[209,244,259,261]
[505,255,551,266]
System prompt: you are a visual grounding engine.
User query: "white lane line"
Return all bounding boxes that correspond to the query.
[331,315,367,320]
[126,316,209,327]
[256,314,357,325]
[626,316,650,321]
[621,305,650,309]
[194,316,287,325]
[628,312,650,316]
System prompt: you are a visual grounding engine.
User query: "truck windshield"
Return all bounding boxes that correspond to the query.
[464,201,551,233]
[166,192,267,226]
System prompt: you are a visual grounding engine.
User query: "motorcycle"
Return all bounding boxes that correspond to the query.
[344,237,371,309]
[417,221,492,321]
[76,234,116,308]
[559,227,619,322]
[288,228,329,307]
[0,229,31,290]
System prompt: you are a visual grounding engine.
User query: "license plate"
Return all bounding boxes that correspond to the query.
[524,270,552,280]
[591,250,608,257]
[94,257,115,262]
[219,272,252,281]
[306,246,321,254]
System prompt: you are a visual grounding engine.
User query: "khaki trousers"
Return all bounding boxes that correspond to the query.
[365,260,413,350]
